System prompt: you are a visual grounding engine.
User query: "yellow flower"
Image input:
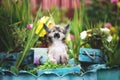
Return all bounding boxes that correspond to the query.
[117,2,120,8]
[109,26,116,35]
[35,16,55,37]
[66,33,71,43]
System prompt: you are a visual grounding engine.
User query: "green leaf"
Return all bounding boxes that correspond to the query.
[10,66,19,74]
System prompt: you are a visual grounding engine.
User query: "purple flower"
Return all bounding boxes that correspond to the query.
[26,24,32,30]
[35,57,39,65]
[110,0,119,4]
[105,23,112,28]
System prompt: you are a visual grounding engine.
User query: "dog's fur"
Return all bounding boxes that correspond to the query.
[44,24,69,65]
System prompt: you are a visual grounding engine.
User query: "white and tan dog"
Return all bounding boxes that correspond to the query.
[44,24,69,65]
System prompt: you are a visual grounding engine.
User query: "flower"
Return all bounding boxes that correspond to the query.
[35,16,55,37]
[100,27,111,34]
[110,0,119,4]
[117,1,120,8]
[66,34,75,43]
[35,57,39,65]
[70,34,75,41]
[80,27,112,48]
[105,23,112,28]
[80,31,87,39]
[107,35,113,42]
[85,0,92,6]
[26,24,33,30]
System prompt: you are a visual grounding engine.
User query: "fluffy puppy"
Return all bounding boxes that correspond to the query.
[44,24,69,65]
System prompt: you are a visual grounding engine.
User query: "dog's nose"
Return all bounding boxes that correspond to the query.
[54,33,60,38]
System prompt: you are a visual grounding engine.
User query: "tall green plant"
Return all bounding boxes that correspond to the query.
[69,1,85,63]
[15,7,43,69]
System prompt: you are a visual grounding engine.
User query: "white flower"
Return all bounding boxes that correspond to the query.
[100,28,112,42]
[100,28,110,34]
[80,31,87,39]
[106,35,112,42]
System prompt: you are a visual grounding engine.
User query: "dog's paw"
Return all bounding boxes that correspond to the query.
[60,56,68,65]
[52,60,57,64]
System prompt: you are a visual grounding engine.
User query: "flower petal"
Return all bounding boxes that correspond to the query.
[105,22,112,28]
[80,31,87,39]
[106,35,112,42]
[35,16,55,37]
[100,28,110,34]
[27,24,33,30]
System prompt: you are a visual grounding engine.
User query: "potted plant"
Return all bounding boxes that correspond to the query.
[80,24,112,49]
[79,23,112,66]
[97,26,120,80]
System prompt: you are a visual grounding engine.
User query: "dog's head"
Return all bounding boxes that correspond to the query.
[44,24,69,43]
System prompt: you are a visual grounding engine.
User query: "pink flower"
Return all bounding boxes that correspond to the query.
[105,23,112,28]
[110,0,119,4]
[85,0,92,6]
[70,34,75,40]
[26,24,32,30]
[35,57,39,65]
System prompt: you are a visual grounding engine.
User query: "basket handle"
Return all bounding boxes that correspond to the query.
[84,50,96,60]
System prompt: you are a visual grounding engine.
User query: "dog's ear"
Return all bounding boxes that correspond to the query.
[64,24,70,34]
[43,24,49,33]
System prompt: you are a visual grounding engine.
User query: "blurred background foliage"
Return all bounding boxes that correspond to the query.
[0,0,32,52]
[85,0,120,26]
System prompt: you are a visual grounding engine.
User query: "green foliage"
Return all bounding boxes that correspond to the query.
[38,61,70,70]
[0,0,32,52]
[68,1,85,63]
[102,27,120,67]
[103,44,120,67]
[15,7,43,69]
[12,27,28,51]
[10,66,19,74]
[86,0,120,26]
[27,61,70,75]
[28,69,37,75]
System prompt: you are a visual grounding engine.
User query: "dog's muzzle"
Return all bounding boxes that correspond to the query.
[54,33,60,38]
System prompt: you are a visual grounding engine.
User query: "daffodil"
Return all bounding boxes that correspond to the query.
[35,16,55,37]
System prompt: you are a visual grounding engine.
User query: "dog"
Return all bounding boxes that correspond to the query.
[44,24,69,65]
